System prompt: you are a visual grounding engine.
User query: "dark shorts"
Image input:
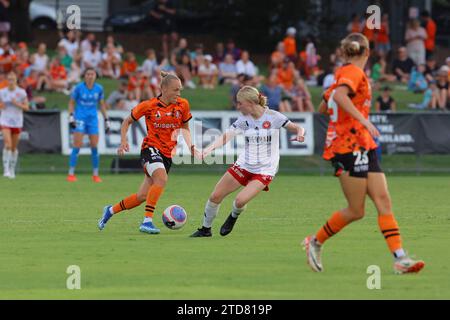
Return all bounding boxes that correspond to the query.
[140,146,172,176]
[331,149,383,178]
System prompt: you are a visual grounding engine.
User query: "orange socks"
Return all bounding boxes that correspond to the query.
[315,211,349,244]
[378,214,403,255]
[112,194,143,214]
[145,185,164,218]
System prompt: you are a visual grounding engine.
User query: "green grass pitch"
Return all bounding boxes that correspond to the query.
[0,173,449,299]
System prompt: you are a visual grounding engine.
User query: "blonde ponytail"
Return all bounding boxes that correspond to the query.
[237,85,267,108]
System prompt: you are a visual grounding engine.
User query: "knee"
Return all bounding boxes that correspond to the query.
[346,207,365,221]
[136,192,147,203]
[234,197,247,209]
[374,192,392,210]
[152,175,168,188]
[209,191,223,204]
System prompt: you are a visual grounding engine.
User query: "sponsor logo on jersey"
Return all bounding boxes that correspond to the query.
[263,121,271,129]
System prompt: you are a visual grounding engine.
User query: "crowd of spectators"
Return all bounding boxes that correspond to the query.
[0,7,449,113]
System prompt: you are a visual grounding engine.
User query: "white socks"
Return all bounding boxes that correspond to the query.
[231,200,246,218]
[2,148,10,175]
[2,149,17,176]
[203,200,221,228]
[143,217,153,223]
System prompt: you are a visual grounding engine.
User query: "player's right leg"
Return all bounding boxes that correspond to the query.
[2,128,12,178]
[67,126,84,182]
[190,171,241,237]
[303,172,367,272]
[98,176,149,230]
[8,131,21,179]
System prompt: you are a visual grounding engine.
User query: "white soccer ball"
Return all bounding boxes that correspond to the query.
[162,205,188,230]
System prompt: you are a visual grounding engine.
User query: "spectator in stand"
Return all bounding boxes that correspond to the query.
[218,53,238,85]
[236,50,257,79]
[49,57,69,94]
[405,19,427,66]
[190,43,204,75]
[101,43,121,79]
[389,47,415,83]
[15,46,30,78]
[230,73,253,109]
[0,0,10,37]
[80,33,96,53]
[305,35,319,80]
[375,13,391,57]
[260,74,291,112]
[329,47,344,67]
[82,41,102,75]
[173,38,189,65]
[123,90,140,111]
[421,10,437,60]
[283,27,297,62]
[106,80,128,110]
[58,30,79,58]
[408,64,428,93]
[424,55,439,82]
[322,64,337,90]
[142,49,159,87]
[213,42,225,64]
[347,14,362,34]
[0,71,6,88]
[159,52,177,74]
[128,68,154,101]
[409,81,434,110]
[431,69,449,111]
[57,44,72,72]
[30,43,49,74]
[198,54,218,89]
[149,0,178,59]
[270,42,285,70]
[0,40,16,74]
[276,58,296,91]
[67,51,82,86]
[375,86,396,113]
[120,51,138,79]
[176,53,196,89]
[19,76,46,110]
[104,35,124,56]
[289,78,314,112]
[224,39,241,62]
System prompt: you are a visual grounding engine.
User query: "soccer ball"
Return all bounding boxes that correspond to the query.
[162,205,187,230]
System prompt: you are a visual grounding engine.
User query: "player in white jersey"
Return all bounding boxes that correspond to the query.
[0,72,29,179]
[191,86,305,237]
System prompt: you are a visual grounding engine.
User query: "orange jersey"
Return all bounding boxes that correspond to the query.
[322,64,377,160]
[283,37,297,56]
[131,96,192,158]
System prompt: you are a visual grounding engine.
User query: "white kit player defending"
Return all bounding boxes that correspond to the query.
[190,86,306,237]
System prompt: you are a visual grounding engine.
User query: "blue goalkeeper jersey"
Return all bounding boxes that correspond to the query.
[71,82,104,118]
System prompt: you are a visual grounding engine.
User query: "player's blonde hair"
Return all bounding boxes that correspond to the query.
[236,86,267,108]
[341,33,369,59]
[160,71,181,88]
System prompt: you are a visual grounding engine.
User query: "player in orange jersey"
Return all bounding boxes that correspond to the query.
[302,33,425,274]
[98,71,200,234]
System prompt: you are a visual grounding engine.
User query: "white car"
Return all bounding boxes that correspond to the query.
[29,1,57,30]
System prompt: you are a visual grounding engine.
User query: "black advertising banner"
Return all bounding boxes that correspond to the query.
[0,111,62,153]
[313,113,450,155]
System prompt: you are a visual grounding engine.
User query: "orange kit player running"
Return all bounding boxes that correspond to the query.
[98,71,200,234]
[302,33,425,274]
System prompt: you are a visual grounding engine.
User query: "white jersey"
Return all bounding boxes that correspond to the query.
[0,87,28,128]
[230,108,290,176]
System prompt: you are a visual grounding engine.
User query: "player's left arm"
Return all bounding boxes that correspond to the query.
[285,121,305,143]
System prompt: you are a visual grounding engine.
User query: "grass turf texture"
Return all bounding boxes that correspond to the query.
[0,173,449,299]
